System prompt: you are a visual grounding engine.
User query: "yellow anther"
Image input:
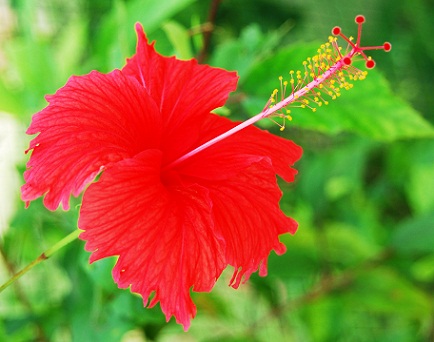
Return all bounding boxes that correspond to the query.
[267,35,371,124]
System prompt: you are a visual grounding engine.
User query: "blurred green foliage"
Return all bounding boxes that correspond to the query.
[0,0,433,341]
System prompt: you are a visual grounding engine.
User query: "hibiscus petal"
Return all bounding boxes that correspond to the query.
[78,150,226,331]
[124,23,238,123]
[22,70,162,210]
[176,114,303,183]
[123,24,239,163]
[206,160,298,288]
[171,115,301,287]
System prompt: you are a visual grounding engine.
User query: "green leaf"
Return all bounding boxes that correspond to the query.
[349,268,431,319]
[243,43,434,140]
[123,0,196,34]
[94,0,196,70]
[54,19,88,80]
[162,21,193,59]
[296,138,371,212]
[390,213,434,254]
[210,23,292,79]
[405,140,434,215]
[411,254,434,282]
[190,14,203,52]
[324,222,379,265]
[0,82,24,117]
[210,24,265,78]
[3,38,58,116]
[408,161,434,214]
[81,257,117,293]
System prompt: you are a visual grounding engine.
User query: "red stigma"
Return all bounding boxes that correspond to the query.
[332,26,341,36]
[366,60,375,69]
[355,15,365,24]
[331,15,391,70]
[343,57,352,65]
[383,42,392,52]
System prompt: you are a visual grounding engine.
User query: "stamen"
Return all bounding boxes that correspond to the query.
[163,15,391,170]
[265,15,391,129]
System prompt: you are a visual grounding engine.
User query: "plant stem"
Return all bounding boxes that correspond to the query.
[197,0,221,63]
[0,229,80,293]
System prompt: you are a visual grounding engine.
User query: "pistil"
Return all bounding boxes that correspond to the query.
[164,15,391,170]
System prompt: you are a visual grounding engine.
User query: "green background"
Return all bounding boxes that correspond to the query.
[0,0,433,341]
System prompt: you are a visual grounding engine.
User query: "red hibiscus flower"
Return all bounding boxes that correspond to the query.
[22,24,302,330]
